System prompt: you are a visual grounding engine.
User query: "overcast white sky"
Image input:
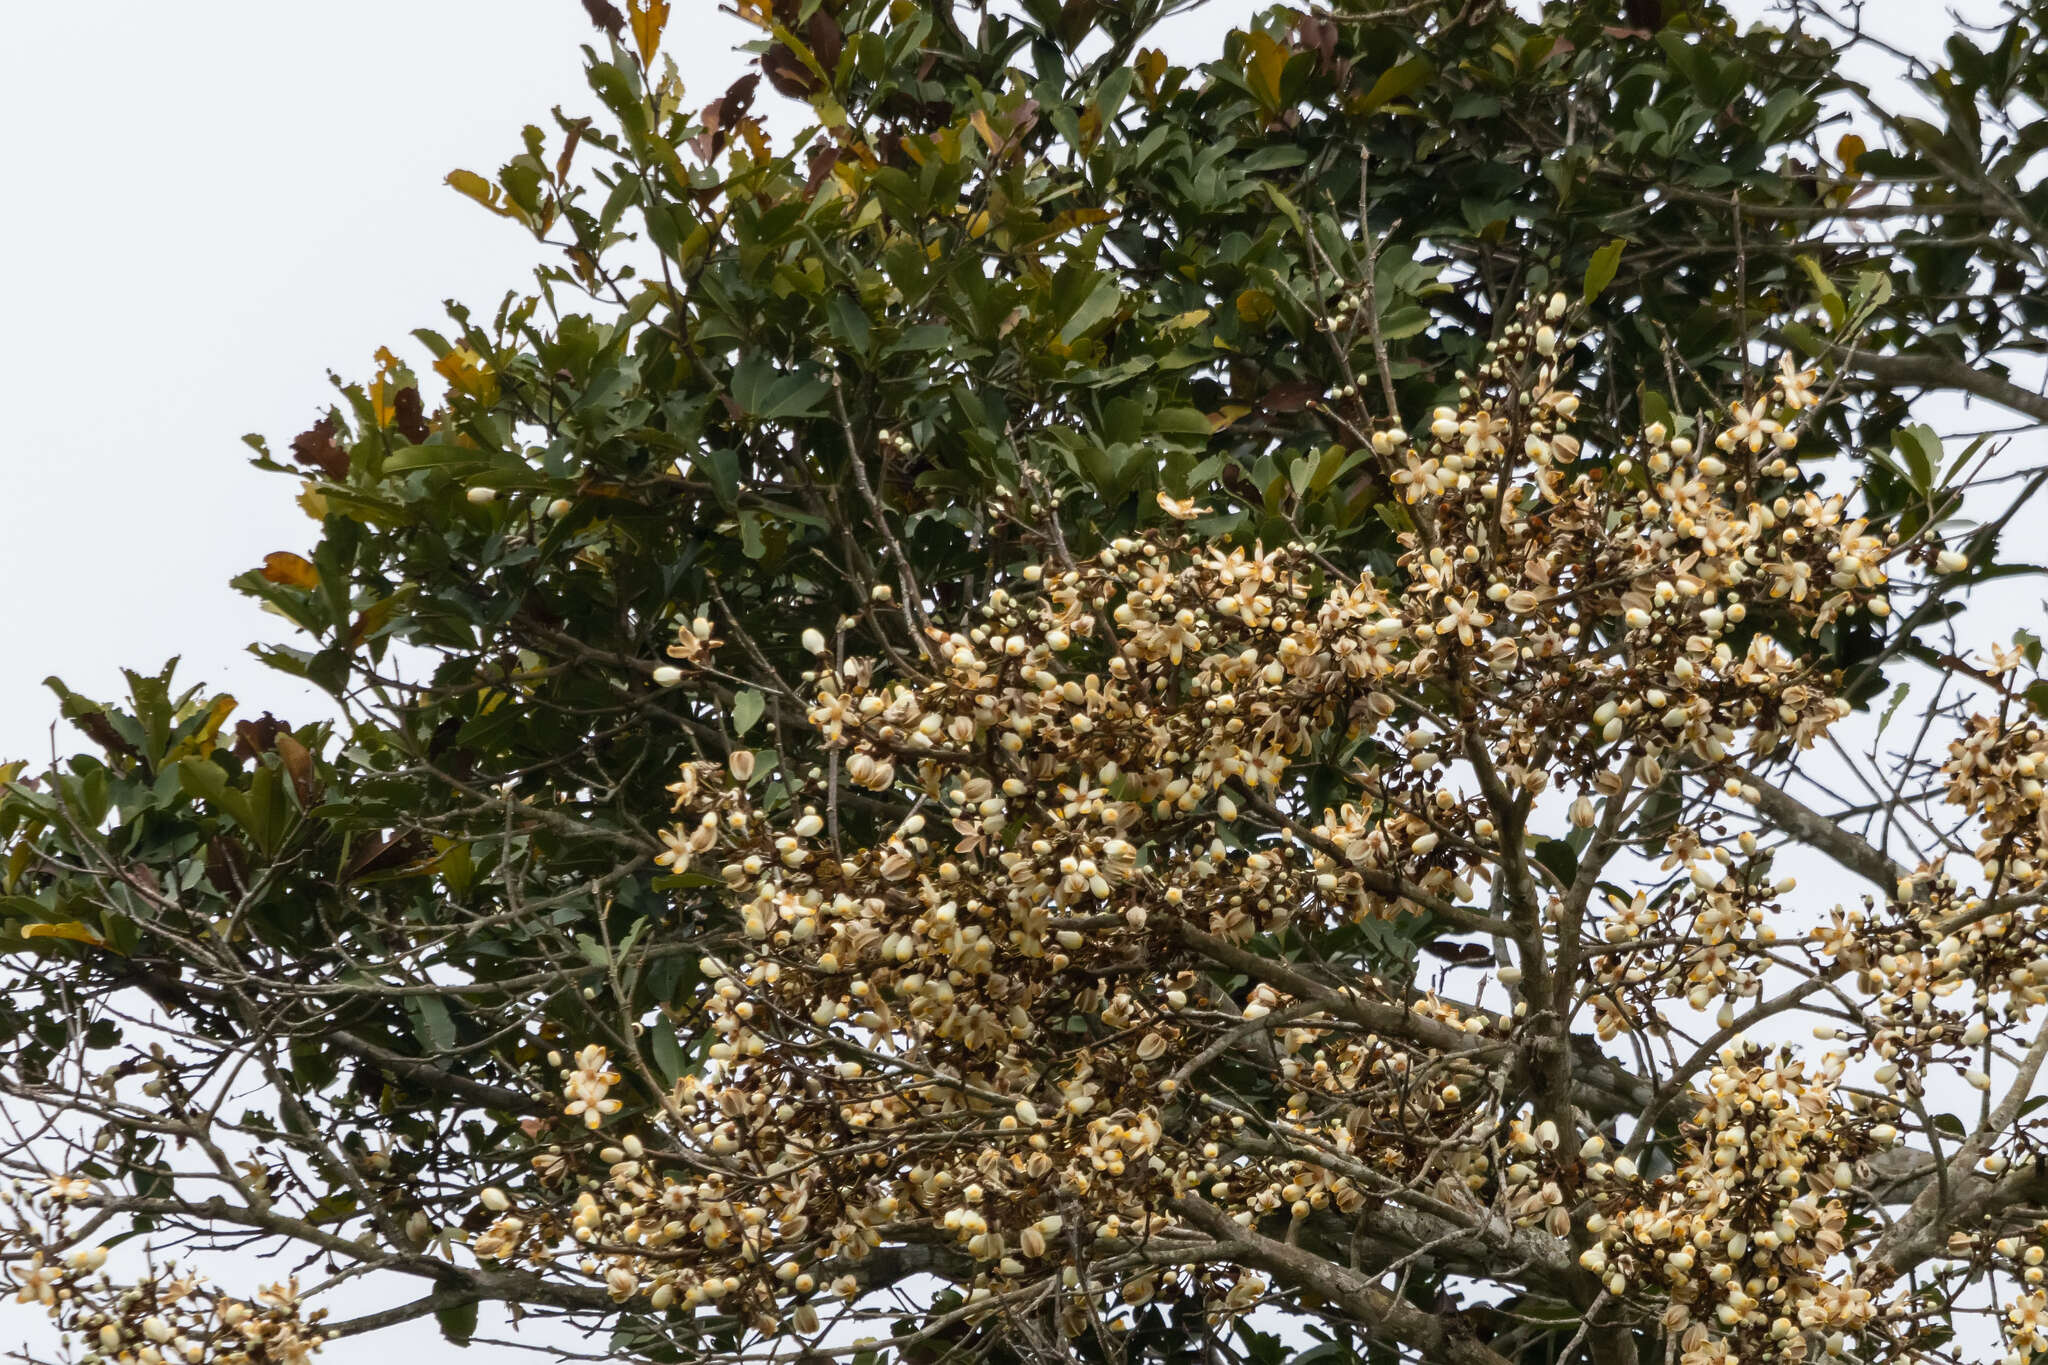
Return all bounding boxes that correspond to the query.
[0,2,1269,769]
[0,1,2024,1360]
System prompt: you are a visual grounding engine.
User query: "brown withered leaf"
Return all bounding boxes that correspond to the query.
[693,73,760,161]
[761,44,820,97]
[806,144,844,197]
[1261,380,1323,414]
[580,0,625,39]
[807,9,844,80]
[721,72,759,124]
[233,712,289,759]
[289,417,349,480]
[391,386,430,444]
[339,831,431,885]
[204,835,251,895]
[72,711,139,763]
[272,732,322,810]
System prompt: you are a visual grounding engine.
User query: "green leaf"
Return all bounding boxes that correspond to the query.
[1875,683,1910,739]
[1795,255,1845,329]
[732,688,766,737]
[1533,838,1579,887]
[1260,183,1306,243]
[1897,425,1941,495]
[1058,277,1122,345]
[435,1298,479,1347]
[405,995,458,1055]
[1358,56,1434,113]
[730,356,829,421]
[650,1024,686,1083]
[175,759,256,829]
[1582,238,1626,304]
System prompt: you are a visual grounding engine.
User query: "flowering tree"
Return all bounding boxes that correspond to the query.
[8,3,2048,1365]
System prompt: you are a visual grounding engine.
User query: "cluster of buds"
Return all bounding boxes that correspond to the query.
[1574,1048,1879,1363]
[3,1183,325,1365]
[491,303,1938,1347]
[412,302,2048,1359]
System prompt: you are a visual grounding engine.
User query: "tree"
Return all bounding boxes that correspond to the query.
[5,1,2048,1363]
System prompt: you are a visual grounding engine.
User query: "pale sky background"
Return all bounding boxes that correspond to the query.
[0,2,1265,769]
[0,1,2028,1361]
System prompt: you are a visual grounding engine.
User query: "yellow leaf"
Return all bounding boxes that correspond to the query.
[22,922,106,949]
[262,552,320,591]
[434,347,501,406]
[1049,207,1114,234]
[1135,47,1167,103]
[297,481,329,521]
[655,55,685,122]
[1240,30,1287,114]
[737,116,771,163]
[1208,405,1253,432]
[367,346,403,427]
[1836,133,1867,176]
[1161,308,1211,333]
[1359,57,1435,114]
[1235,289,1276,326]
[165,695,238,764]
[446,169,519,219]
[628,0,671,66]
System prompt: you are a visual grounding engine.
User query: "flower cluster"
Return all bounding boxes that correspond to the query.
[3,1181,326,1365]
[60,300,2048,1363]
[425,308,1969,1357]
[1572,1048,1879,1364]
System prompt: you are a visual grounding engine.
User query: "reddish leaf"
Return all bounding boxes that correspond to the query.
[204,835,251,895]
[806,9,844,81]
[233,712,289,759]
[1292,13,1338,71]
[340,831,430,884]
[289,417,349,480]
[1262,380,1323,413]
[73,711,139,762]
[761,44,820,97]
[391,387,430,444]
[694,74,760,161]
[580,0,625,39]
[806,144,844,197]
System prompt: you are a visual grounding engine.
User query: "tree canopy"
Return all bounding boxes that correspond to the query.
[7,2,2048,1364]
